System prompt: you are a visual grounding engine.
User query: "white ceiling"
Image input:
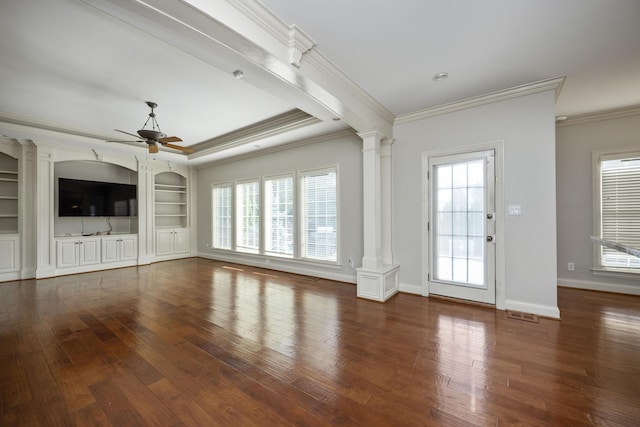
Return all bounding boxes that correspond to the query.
[260,0,640,118]
[1,0,639,164]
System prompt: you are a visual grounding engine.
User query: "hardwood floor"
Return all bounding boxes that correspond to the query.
[1,258,639,426]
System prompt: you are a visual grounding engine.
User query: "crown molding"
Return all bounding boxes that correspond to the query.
[395,76,566,125]
[188,109,321,159]
[196,128,357,168]
[556,105,640,127]
[0,111,111,143]
[225,0,316,67]
[225,0,292,46]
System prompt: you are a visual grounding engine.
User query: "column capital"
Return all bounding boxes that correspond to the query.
[357,129,387,141]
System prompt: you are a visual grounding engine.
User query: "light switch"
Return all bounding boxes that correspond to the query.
[508,204,522,216]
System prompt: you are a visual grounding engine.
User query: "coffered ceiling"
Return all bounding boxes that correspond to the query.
[1,0,638,164]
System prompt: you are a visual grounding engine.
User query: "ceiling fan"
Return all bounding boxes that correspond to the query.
[108,101,193,154]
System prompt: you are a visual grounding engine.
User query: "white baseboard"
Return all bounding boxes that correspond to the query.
[399,282,422,295]
[198,252,356,284]
[558,278,640,296]
[505,299,560,319]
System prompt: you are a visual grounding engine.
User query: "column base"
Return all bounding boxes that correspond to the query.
[356,264,400,302]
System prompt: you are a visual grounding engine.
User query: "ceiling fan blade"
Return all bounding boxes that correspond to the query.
[115,129,142,139]
[148,144,159,154]
[164,143,194,154]
[158,136,182,143]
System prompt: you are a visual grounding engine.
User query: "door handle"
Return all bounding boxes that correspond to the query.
[486,235,494,242]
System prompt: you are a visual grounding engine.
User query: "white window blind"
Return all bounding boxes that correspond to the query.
[300,169,337,262]
[212,184,232,249]
[600,156,640,269]
[236,180,260,254]
[264,176,293,257]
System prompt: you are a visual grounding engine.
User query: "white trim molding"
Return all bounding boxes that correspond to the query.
[556,105,640,127]
[396,77,566,125]
[505,299,561,319]
[559,279,640,296]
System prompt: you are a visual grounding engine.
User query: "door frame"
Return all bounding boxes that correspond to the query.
[421,140,505,310]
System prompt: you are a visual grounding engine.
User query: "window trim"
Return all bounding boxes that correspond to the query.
[211,182,233,250]
[592,147,640,276]
[235,178,261,254]
[298,165,340,264]
[263,173,295,258]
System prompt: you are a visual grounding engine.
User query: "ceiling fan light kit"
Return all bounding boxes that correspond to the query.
[110,102,193,154]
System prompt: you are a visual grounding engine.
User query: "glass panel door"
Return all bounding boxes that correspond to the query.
[428,150,495,304]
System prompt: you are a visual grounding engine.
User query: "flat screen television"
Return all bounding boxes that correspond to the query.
[58,178,137,217]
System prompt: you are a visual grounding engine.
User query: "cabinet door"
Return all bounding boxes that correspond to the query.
[120,236,137,261]
[0,236,19,273]
[79,238,100,265]
[156,230,175,256]
[173,229,189,254]
[101,238,120,263]
[57,240,79,268]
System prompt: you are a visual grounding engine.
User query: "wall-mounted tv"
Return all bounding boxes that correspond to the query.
[58,178,137,217]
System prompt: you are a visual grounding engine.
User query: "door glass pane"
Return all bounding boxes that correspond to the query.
[433,159,485,286]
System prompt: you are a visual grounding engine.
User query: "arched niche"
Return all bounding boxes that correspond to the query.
[53,160,139,237]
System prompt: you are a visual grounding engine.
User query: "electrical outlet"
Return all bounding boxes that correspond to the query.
[568,262,575,271]
[205,243,210,249]
[348,258,354,268]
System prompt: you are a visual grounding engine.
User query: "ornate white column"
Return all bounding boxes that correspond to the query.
[35,144,56,278]
[356,130,399,302]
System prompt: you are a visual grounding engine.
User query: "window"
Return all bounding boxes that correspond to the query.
[264,175,294,257]
[209,167,339,265]
[236,180,260,253]
[300,168,337,262]
[212,184,232,249]
[594,150,640,271]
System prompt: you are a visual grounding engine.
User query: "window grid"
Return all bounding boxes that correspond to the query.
[301,170,337,262]
[599,155,640,269]
[434,160,485,285]
[265,176,294,257]
[212,185,232,249]
[236,181,260,253]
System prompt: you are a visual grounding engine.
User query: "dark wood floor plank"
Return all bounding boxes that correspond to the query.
[1,258,640,425]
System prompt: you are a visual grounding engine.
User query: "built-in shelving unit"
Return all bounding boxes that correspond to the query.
[0,153,18,234]
[154,172,187,229]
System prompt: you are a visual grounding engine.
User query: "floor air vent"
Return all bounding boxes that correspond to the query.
[506,310,539,323]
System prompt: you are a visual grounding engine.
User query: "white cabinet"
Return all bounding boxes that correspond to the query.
[57,237,101,269]
[0,234,19,273]
[56,235,137,273]
[156,228,189,257]
[102,235,137,263]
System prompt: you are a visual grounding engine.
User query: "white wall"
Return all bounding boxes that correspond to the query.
[393,91,559,317]
[556,112,640,294]
[195,132,363,283]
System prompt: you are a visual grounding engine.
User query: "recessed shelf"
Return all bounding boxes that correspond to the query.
[155,184,186,189]
[154,171,187,229]
[0,153,18,234]
[155,189,186,194]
